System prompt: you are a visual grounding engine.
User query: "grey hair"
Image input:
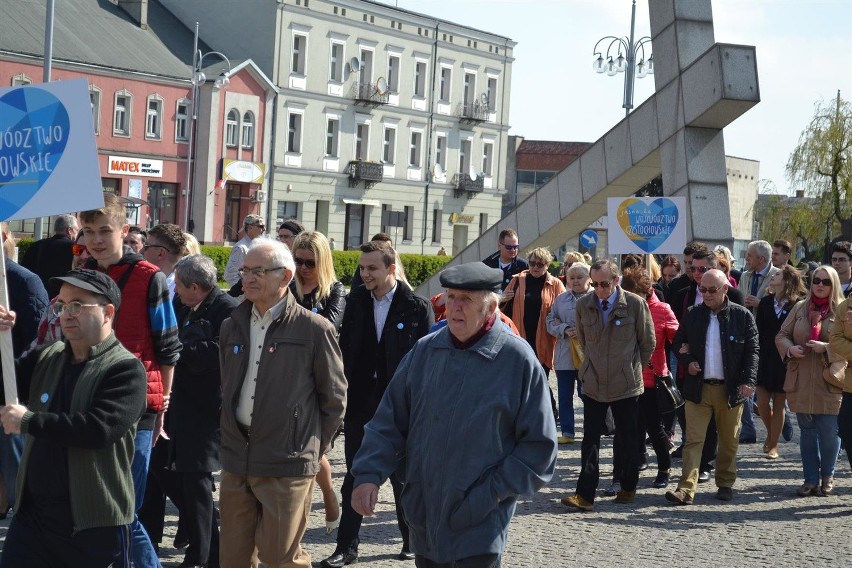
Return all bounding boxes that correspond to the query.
[567,262,590,279]
[748,240,772,263]
[174,254,218,290]
[54,214,77,233]
[248,237,296,275]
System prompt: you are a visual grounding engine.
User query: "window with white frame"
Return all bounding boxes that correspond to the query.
[463,72,476,106]
[435,135,447,171]
[292,33,307,75]
[403,206,414,241]
[409,131,422,167]
[459,138,471,175]
[359,48,374,86]
[11,73,31,86]
[486,76,498,111]
[439,66,452,101]
[242,112,255,148]
[383,127,396,163]
[226,109,239,147]
[145,96,163,140]
[113,91,131,136]
[387,54,400,92]
[175,100,189,141]
[432,209,443,243]
[89,87,101,135]
[330,42,344,82]
[355,123,370,160]
[287,112,303,153]
[414,61,427,97]
[326,118,339,157]
[482,141,494,176]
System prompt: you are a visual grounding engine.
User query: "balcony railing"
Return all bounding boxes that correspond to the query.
[452,173,484,198]
[348,160,384,189]
[352,82,389,106]
[456,99,489,123]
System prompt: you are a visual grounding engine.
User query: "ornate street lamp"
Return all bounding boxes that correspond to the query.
[183,22,232,232]
[591,0,653,117]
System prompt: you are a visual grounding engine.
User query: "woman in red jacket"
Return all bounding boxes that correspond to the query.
[621,266,679,488]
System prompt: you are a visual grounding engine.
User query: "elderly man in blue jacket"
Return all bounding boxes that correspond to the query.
[351,262,557,568]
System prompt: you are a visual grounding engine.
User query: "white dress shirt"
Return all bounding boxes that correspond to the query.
[373,282,397,341]
[703,312,725,381]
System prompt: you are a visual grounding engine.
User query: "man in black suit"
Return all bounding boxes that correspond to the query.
[667,241,708,302]
[321,241,433,568]
[482,228,529,291]
[20,214,77,297]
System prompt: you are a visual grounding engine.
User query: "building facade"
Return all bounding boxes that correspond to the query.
[161,0,516,253]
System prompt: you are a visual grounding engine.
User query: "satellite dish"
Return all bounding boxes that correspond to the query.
[469,164,478,181]
[434,163,444,179]
[349,57,361,73]
[375,77,388,95]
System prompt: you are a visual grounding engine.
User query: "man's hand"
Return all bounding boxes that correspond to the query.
[152,411,169,446]
[0,306,16,330]
[738,384,755,399]
[501,288,515,303]
[0,404,28,434]
[744,294,759,309]
[352,483,379,517]
[688,361,702,376]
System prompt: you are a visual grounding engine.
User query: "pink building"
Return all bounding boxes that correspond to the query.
[0,0,276,243]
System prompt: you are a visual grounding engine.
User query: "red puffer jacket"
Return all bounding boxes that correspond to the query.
[644,292,679,388]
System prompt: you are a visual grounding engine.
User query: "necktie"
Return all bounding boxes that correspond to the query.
[750,273,761,296]
[601,299,609,311]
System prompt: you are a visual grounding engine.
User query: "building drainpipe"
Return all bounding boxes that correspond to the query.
[420,22,439,254]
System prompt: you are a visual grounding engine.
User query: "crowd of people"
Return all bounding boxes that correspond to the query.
[1,202,852,566]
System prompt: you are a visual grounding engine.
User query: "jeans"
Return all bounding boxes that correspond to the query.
[739,395,757,440]
[838,392,852,470]
[797,413,840,484]
[0,433,23,509]
[130,429,161,568]
[638,389,672,471]
[415,554,501,568]
[555,370,581,437]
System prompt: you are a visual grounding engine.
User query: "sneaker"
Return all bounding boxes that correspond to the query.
[664,489,693,505]
[557,436,575,444]
[698,469,711,483]
[652,471,671,489]
[614,490,636,503]
[603,481,621,496]
[561,494,593,511]
[716,487,733,501]
[821,476,835,496]
[671,445,683,459]
[797,483,818,497]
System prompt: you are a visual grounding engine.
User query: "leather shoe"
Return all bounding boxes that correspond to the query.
[739,436,757,444]
[664,489,693,505]
[671,445,683,459]
[398,548,415,561]
[716,487,733,501]
[698,470,711,483]
[320,550,358,567]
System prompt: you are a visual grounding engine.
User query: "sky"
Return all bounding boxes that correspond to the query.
[392,0,852,196]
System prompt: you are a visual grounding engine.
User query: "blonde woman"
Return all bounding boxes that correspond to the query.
[558,251,585,284]
[776,265,845,496]
[289,231,346,532]
[183,233,201,256]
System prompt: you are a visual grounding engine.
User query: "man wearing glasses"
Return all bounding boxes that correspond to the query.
[141,223,188,301]
[561,259,654,511]
[830,241,852,297]
[218,238,346,567]
[224,214,266,286]
[483,228,529,291]
[666,269,758,505]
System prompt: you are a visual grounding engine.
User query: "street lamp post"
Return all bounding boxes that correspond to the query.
[183,22,232,233]
[591,0,653,117]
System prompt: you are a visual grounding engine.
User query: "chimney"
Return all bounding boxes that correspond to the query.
[117,0,148,30]
[795,189,805,198]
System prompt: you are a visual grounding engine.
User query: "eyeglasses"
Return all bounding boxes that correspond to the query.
[238,266,285,278]
[689,266,710,273]
[590,280,614,289]
[831,257,850,263]
[71,244,87,256]
[294,258,316,269]
[528,261,548,269]
[249,224,265,230]
[142,244,174,254]
[278,233,295,241]
[812,278,832,286]
[501,243,520,250]
[698,286,723,294]
[52,301,105,317]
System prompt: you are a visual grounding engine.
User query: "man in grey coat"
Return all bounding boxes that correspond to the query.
[351,263,557,568]
[561,259,655,511]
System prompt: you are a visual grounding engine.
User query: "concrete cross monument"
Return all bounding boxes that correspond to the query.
[418,0,760,298]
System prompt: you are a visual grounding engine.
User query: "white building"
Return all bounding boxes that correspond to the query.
[160,0,515,253]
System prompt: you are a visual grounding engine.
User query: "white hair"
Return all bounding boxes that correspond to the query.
[248,237,295,275]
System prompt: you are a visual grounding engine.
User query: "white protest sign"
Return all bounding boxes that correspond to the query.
[607,196,687,255]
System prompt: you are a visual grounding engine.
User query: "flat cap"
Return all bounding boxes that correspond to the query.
[243,214,265,227]
[52,269,121,309]
[439,262,503,292]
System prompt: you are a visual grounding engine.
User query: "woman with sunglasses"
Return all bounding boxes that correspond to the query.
[288,231,346,533]
[756,265,806,459]
[776,265,845,496]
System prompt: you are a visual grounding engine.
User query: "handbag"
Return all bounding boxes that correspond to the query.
[568,335,584,368]
[655,372,685,413]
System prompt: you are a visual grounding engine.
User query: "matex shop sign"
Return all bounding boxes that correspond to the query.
[108,156,163,178]
[607,196,686,255]
[223,159,266,184]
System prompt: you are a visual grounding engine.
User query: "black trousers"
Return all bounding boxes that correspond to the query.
[638,388,673,471]
[337,415,409,552]
[577,395,641,503]
[1,514,130,568]
[415,554,501,568]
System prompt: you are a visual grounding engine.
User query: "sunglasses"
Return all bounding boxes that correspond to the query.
[698,286,723,294]
[528,261,548,269]
[590,280,614,289]
[812,278,832,286]
[294,258,316,269]
[501,243,519,250]
[689,266,710,273]
[71,244,87,256]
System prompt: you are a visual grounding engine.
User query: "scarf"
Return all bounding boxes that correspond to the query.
[808,295,831,341]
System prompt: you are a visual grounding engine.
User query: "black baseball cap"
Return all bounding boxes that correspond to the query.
[51,269,121,309]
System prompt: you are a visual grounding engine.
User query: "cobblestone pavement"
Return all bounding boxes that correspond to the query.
[2,388,850,566]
